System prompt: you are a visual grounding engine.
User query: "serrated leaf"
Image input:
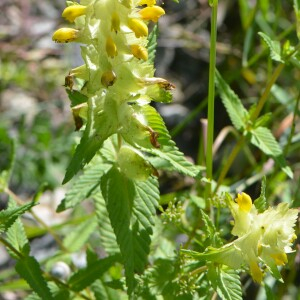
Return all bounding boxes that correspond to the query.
[207,265,242,300]
[254,176,268,212]
[250,127,293,178]
[0,128,15,192]
[140,105,203,177]
[58,159,111,212]
[6,201,30,259]
[216,70,249,131]
[68,254,121,292]
[0,200,36,234]
[147,25,158,64]
[15,256,53,300]
[258,32,284,63]
[63,97,118,184]
[100,167,159,294]
[200,209,223,247]
[62,216,97,252]
[93,192,119,254]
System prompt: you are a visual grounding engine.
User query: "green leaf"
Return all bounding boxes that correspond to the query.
[207,265,242,300]
[15,256,53,300]
[66,89,88,107]
[140,105,203,177]
[62,216,97,252]
[90,279,124,300]
[93,192,119,254]
[63,97,118,184]
[147,25,158,64]
[0,128,15,192]
[254,176,268,212]
[250,126,293,178]
[215,70,248,131]
[0,200,36,234]
[258,32,284,63]
[58,159,111,212]
[6,201,30,259]
[68,254,121,292]
[100,167,159,294]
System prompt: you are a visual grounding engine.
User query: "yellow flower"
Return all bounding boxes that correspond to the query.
[106,37,118,58]
[62,5,87,23]
[131,45,148,61]
[111,12,120,33]
[236,192,252,212]
[52,28,79,43]
[128,18,148,38]
[139,6,165,22]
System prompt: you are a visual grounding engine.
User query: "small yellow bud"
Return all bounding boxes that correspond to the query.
[236,192,252,212]
[138,0,156,6]
[111,12,120,33]
[131,45,148,61]
[52,28,79,43]
[62,5,87,22]
[128,19,148,38]
[101,70,117,87]
[271,252,288,266]
[106,37,118,58]
[139,6,165,22]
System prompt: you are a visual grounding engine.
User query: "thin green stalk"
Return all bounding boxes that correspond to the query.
[205,0,218,196]
[0,237,23,259]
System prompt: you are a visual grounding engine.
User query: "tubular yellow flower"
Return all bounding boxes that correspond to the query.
[139,6,165,22]
[128,18,148,38]
[52,28,79,43]
[236,192,252,212]
[62,5,87,23]
[271,252,288,266]
[106,37,118,58]
[131,45,148,61]
[111,12,120,33]
[138,0,156,6]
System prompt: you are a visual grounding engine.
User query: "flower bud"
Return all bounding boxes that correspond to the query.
[106,37,118,58]
[52,28,79,43]
[62,5,87,23]
[131,45,148,61]
[128,18,148,38]
[101,70,117,87]
[139,6,165,22]
[117,146,154,181]
[111,12,120,33]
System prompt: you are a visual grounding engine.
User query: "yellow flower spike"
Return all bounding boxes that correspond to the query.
[131,45,148,61]
[138,0,156,6]
[271,252,288,266]
[111,12,120,33]
[101,70,117,88]
[128,18,148,38]
[62,5,87,23]
[106,37,118,58]
[236,192,252,212]
[52,28,79,43]
[139,6,165,22]
[250,261,263,283]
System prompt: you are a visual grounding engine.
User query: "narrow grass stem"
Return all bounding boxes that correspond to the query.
[205,0,218,196]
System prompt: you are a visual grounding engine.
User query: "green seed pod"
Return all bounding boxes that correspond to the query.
[117,145,154,181]
[101,70,117,87]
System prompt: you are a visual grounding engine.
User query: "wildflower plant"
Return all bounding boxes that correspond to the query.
[0,0,300,299]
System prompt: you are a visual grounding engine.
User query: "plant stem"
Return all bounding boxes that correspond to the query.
[205,0,218,196]
[0,237,23,259]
